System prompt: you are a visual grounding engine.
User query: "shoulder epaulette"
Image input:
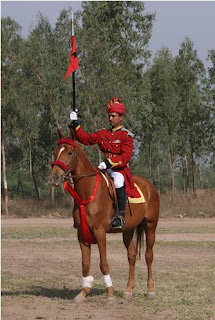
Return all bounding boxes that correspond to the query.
[121,127,135,138]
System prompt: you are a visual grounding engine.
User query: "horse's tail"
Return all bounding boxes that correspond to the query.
[135,218,146,259]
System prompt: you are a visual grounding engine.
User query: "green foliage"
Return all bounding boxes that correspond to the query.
[76,1,154,119]
[1,2,215,203]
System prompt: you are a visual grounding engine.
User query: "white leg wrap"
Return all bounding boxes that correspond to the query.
[82,276,94,288]
[103,274,113,288]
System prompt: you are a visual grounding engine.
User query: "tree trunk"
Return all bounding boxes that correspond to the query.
[29,142,40,203]
[51,155,55,205]
[51,186,55,205]
[168,144,176,199]
[29,139,33,195]
[17,164,24,197]
[189,139,197,197]
[191,150,197,197]
[1,133,9,215]
[183,154,190,199]
[157,163,160,193]
[149,142,152,182]
[182,157,186,197]
[198,166,203,188]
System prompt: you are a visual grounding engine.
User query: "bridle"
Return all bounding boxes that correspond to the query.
[51,138,79,179]
[51,138,97,181]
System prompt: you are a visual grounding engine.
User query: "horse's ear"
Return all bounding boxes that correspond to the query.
[57,127,63,139]
[69,128,76,141]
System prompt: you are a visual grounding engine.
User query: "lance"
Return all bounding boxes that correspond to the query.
[72,67,76,111]
[71,12,76,112]
[64,11,79,111]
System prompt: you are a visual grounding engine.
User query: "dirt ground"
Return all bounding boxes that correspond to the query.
[2,217,215,320]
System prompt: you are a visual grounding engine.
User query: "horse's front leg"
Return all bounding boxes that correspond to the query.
[94,228,114,301]
[74,230,93,303]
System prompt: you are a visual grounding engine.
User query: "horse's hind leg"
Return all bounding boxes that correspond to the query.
[123,229,136,298]
[74,231,93,303]
[145,220,156,298]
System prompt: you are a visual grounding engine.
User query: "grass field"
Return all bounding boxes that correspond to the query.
[2,217,215,320]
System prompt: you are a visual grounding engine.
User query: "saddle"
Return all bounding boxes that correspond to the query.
[100,170,146,206]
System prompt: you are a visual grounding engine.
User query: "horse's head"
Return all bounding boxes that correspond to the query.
[50,131,78,187]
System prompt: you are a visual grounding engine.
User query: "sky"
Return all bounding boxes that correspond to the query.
[1,1,215,67]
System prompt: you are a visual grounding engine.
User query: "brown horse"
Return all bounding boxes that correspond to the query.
[50,131,160,303]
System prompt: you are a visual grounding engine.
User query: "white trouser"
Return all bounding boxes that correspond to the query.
[107,169,124,189]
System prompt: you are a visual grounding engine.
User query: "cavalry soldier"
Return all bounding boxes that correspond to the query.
[69,97,139,229]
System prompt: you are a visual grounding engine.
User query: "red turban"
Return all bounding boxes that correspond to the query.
[106,97,126,115]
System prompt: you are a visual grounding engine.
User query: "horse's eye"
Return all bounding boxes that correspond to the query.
[68,151,73,156]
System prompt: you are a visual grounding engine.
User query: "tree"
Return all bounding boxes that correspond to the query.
[11,13,75,201]
[206,50,215,181]
[3,6,213,205]
[148,48,179,197]
[75,1,155,164]
[175,38,210,196]
[1,17,23,212]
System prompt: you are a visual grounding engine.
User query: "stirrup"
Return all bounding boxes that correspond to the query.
[111,216,125,229]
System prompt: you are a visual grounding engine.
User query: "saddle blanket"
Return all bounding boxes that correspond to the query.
[128,184,145,203]
[101,173,145,204]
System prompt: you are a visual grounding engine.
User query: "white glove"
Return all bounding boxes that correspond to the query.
[98,161,107,170]
[70,110,78,121]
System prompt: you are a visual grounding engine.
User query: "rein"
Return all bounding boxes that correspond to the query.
[69,171,97,184]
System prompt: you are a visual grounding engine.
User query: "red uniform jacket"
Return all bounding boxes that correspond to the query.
[74,124,139,198]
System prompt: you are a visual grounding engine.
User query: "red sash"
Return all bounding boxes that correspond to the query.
[63,173,100,244]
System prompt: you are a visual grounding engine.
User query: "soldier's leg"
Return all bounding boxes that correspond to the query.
[108,170,126,229]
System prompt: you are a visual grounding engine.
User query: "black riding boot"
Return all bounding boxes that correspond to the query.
[111,186,126,229]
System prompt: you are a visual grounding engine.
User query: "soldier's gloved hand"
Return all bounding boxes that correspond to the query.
[69,109,79,129]
[69,120,79,130]
[98,161,107,170]
[70,110,78,121]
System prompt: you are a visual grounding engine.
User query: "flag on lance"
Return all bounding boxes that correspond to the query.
[64,35,79,81]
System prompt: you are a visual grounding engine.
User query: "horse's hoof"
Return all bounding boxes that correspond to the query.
[146,291,155,299]
[107,297,116,304]
[123,291,133,299]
